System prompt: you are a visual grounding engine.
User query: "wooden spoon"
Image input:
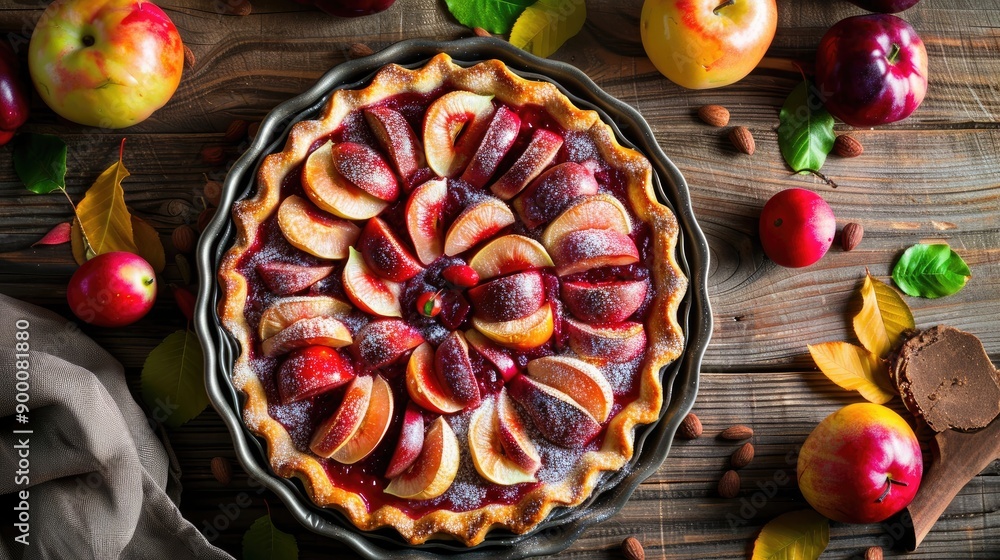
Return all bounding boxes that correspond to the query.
[901,417,1000,550]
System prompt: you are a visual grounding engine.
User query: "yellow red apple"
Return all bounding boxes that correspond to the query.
[640,0,778,89]
[28,0,184,128]
[797,403,922,524]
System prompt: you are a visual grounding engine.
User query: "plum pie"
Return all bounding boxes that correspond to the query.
[218,53,687,546]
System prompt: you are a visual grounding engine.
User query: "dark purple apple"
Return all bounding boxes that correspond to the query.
[0,43,29,145]
[847,0,920,14]
[293,0,395,17]
[815,14,928,127]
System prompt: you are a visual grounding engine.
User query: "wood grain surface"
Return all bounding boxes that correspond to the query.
[1,0,999,558]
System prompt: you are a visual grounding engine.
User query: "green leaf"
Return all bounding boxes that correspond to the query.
[509,0,587,59]
[13,133,67,194]
[892,243,971,298]
[140,330,208,428]
[751,510,829,560]
[444,0,535,34]
[243,515,299,560]
[777,81,836,173]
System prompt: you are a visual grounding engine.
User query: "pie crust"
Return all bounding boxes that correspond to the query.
[217,53,687,546]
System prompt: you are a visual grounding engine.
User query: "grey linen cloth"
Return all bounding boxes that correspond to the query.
[0,293,234,560]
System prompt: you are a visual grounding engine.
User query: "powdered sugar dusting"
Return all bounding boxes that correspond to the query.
[601,356,642,395]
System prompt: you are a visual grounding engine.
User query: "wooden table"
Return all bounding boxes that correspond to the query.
[2,0,998,557]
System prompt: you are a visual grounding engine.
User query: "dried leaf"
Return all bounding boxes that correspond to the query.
[70,217,95,265]
[892,243,971,299]
[76,144,137,256]
[509,0,586,58]
[243,515,299,560]
[808,341,896,404]
[131,216,166,273]
[140,330,208,428]
[854,272,915,358]
[13,133,67,194]
[32,222,71,247]
[175,254,192,285]
[751,509,829,560]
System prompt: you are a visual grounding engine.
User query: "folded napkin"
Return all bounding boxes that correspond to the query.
[0,293,233,560]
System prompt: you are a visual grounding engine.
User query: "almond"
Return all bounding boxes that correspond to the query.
[677,412,703,440]
[171,225,197,254]
[201,146,225,166]
[225,0,252,16]
[224,119,249,143]
[728,126,755,155]
[864,546,883,560]
[834,134,864,158]
[183,45,196,68]
[211,456,232,485]
[348,42,374,59]
[204,180,223,207]
[718,470,740,498]
[622,536,644,560]
[697,104,730,127]
[731,442,755,469]
[472,27,491,38]
[841,222,864,252]
[719,425,753,441]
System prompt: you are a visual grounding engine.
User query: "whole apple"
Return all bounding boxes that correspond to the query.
[0,43,30,145]
[815,14,928,127]
[67,251,157,327]
[797,403,923,524]
[640,0,778,89]
[292,0,396,17]
[847,0,920,14]
[759,188,836,268]
[28,0,184,129]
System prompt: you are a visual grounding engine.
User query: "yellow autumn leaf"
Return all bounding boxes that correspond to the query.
[509,0,586,58]
[854,272,915,358]
[70,217,90,266]
[76,145,137,256]
[131,216,166,273]
[808,341,896,404]
[752,510,829,560]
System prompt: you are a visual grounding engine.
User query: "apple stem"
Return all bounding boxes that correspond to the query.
[713,0,735,15]
[876,477,909,503]
[887,43,901,64]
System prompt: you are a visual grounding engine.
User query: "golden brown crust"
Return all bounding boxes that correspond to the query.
[217,53,687,546]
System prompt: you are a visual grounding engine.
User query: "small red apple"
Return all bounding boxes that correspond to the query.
[797,403,923,524]
[759,188,836,268]
[67,252,157,327]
